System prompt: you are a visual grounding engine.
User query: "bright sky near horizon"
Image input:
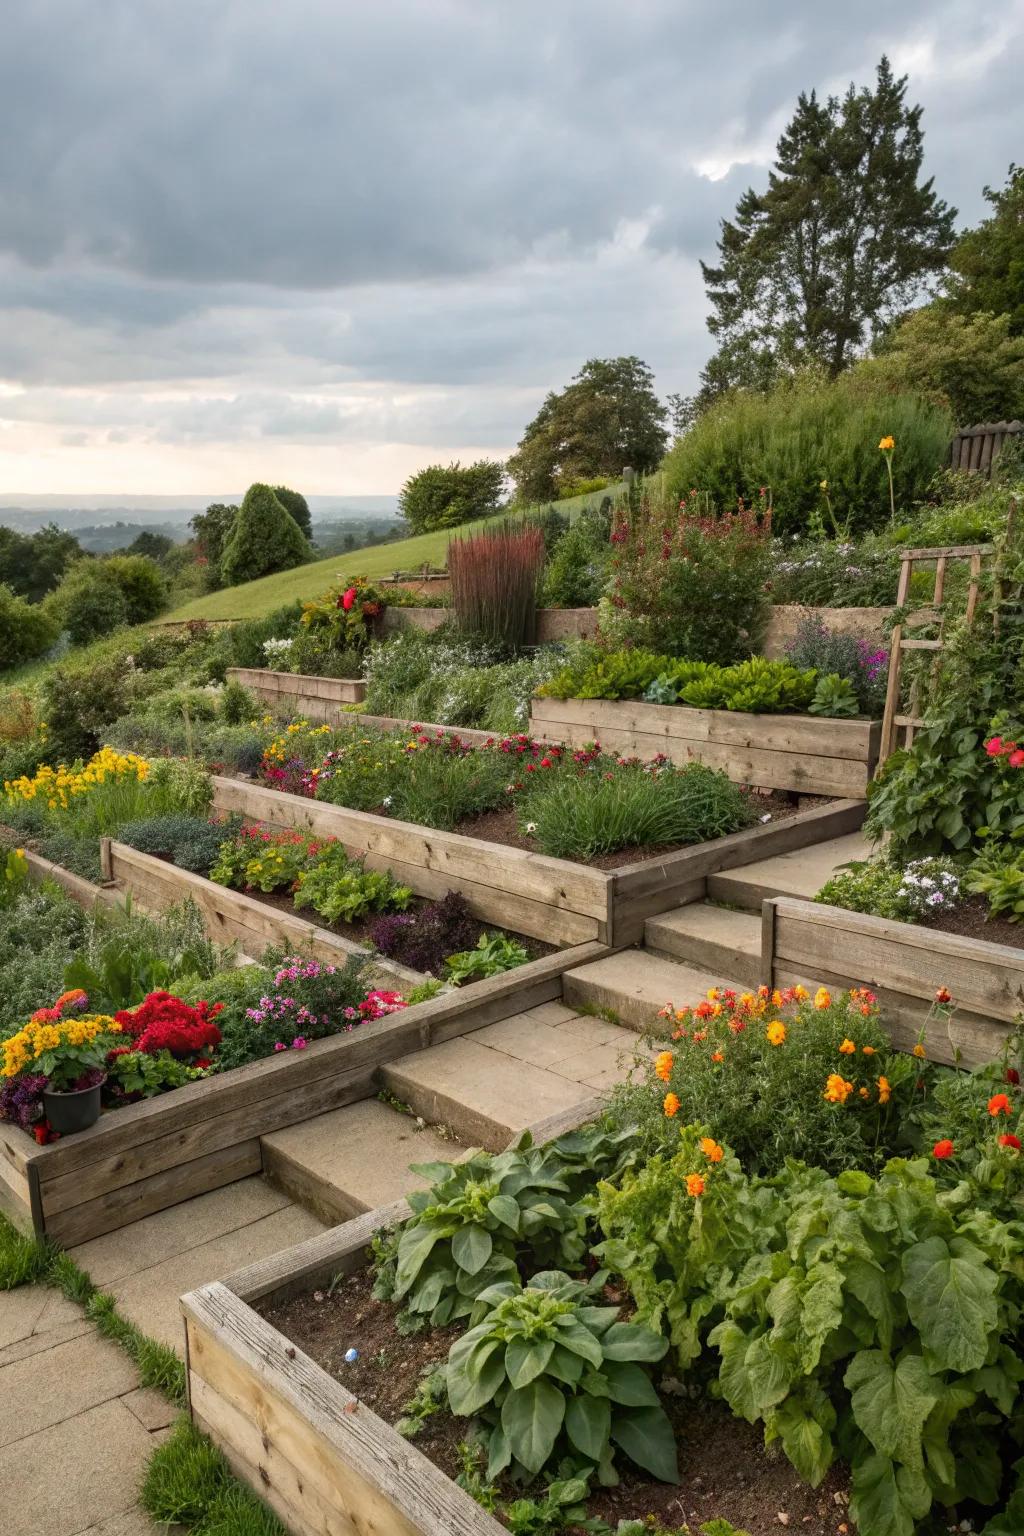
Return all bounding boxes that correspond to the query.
[1,0,1022,496]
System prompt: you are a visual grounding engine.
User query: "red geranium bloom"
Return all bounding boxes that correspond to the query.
[114,992,222,1059]
[1010,750,1024,768]
[342,586,357,611]
[934,986,952,1004]
[999,1133,1022,1150]
[932,1139,955,1160]
[1006,1068,1020,1085]
[985,737,1004,756]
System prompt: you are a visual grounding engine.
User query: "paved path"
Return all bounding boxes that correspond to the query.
[0,1180,326,1536]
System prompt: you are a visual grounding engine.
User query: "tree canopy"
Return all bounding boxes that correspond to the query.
[0,523,81,604]
[273,486,313,539]
[945,164,1024,337]
[855,307,1024,427]
[507,357,667,503]
[220,484,312,586]
[699,57,956,399]
[398,460,506,533]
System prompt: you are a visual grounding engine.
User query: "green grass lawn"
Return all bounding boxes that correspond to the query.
[162,484,621,623]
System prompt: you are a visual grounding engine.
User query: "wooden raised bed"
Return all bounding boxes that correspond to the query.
[762,896,1024,1066]
[0,941,605,1246]
[228,666,366,721]
[530,696,881,798]
[210,774,866,948]
[102,840,425,992]
[181,1101,599,1536]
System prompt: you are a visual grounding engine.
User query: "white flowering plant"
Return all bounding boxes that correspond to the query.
[816,854,963,924]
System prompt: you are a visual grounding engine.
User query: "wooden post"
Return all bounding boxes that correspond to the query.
[760,898,777,991]
[99,837,113,883]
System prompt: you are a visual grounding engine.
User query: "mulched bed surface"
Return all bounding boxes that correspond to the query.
[922,894,1024,952]
[261,1267,852,1536]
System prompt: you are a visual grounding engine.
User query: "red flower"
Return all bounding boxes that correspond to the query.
[342,586,357,611]
[985,737,1004,756]
[999,1133,1022,1150]
[932,1139,955,1160]
[989,1094,1013,1117]
[934,986,952,1004]
[1010,750,1024,769]
[1006,1068,1020,1085]
[33,1125,49,1145]
[114,993,222,1060]
[539,757,553,769]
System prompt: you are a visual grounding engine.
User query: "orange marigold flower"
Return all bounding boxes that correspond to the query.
[814,987,832,1010]
[935,986,952,1004]
[692,1029,708,1044]
[860,1004,872,1017]
[663,1092,681,1118]
[839,1038,856,1055]
[859,1087,869,1099]
[988,1093,1013,1117]
[765,1020,787,1047]
[793,984,809,1001]
[685,1173,705,1197]
[771,989,783,1007]
[912,1043,927,1059]
[700,1137,724,1163]
[878,1075,891,1105]
[654,1051,674,1082]
[823,1073,854,1104]
[932,1138,955,1160]
[711,1050,724,1063]
[999,1133,1022,1151]
[861,1045,876,1056]
[757,984,770,999]
[694,1001,714,1020]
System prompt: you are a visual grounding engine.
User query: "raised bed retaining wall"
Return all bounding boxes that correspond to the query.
[762,895,1024,1066]
[210,774,866,948]
[530,696,881,798]
[0,942,605,1245]
[228,667,366,719]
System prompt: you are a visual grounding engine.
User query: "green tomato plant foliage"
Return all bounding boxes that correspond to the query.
[446,1270,676,1487]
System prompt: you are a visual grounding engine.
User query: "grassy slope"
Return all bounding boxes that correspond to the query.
[162,484,621,623]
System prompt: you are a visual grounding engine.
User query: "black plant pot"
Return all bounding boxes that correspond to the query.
[42,1075,105,1135]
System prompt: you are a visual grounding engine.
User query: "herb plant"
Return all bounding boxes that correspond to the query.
[444,932,529,984]
[446,1270,675,1484]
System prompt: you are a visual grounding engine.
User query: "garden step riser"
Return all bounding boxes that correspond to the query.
[643,904,762,987]
[705,831,874,913]
[562,951,741,1031]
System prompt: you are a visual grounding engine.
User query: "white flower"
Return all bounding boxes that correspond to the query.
[382,795,392,807]
[525,821,537,834]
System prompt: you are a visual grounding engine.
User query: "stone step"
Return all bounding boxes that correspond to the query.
[644,903,762,986]
[563,950,739,1032]
[261,1098,458,1226]
[706,831,872,912]
[378,1004,633,1150]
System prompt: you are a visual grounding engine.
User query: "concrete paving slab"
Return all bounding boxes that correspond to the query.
[74,1511,181,1536]
[262,1099,456,1225]
[645,902,761,985]
[0,1315,93,1368]
[0,1284,52,1348]
[0,1328,138,1448]
[104,1201,324,1351]
[1,1396,153,1536]
[521,1001,579,1026]
[121,1385,176,1433]
[549,1013,631,1046]
[549,1038,642,1086]
[470,1014,594,1066]
[563,951,735,1029]
[69,1174,293,1285]
[706,831,872,910]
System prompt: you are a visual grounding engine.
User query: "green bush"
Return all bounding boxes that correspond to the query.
[48,561,129,645]
[818,855,963,922]
[103,554,169,623]
[0,584,58,670]
[538,506,612,608]
[118,814,234,875]
[363,629,554,734]
[220,484,311,586]
[41,658,136,760]
[398,459,506,533]
[0,884,89,1038]
[662,374,952,536]
[539,650,818,713]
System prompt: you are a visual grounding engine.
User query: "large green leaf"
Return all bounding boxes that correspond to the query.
[845,1351,939,1470]
[553,1320,604,1368]
[545,1345,585,1386]
[394,1223,445,1297]
[501,1379,566,1475]
[845,1257,896,1352]
[849,1453,931,1536]
[920,1381,976,1496]
[447,1337,505,1416]
[716,1324,793,1422]
[980,1487,1024,1536]
[902,1235,999,1373]
[451,1224,493,1277]
[767,1394,833,1488]
[610,1406,679,1484]
[797,1266,844,1374]
[486,1193,521,1232]
[600,1321,668,1363]
[505,1336,555,1390]
[600,1360,660,1407]
[565,1392,611,1461]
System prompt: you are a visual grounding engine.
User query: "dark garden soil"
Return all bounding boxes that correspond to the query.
[261,1267,853,1536]
[922,894,1024,952]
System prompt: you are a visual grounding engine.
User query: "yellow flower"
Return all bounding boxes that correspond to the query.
[814,987,832,1010]
[878,1075,892,1105]
[913,1043,927,1060]
[700,1137,724,1163]
[839,1038,856,1055]
[859,1087,869,1099]
[819,479,828,491]
[654,1051,674,1082]
[793,985,809,1001]
[879,435,895,452]
[766,1020,787,1047]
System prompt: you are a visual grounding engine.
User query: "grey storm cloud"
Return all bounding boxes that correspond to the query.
[1,0,1022,469]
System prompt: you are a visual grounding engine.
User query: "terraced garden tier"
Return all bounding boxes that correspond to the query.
[227,666,366,720]
[210,773,867,946]
[530,695,882,798]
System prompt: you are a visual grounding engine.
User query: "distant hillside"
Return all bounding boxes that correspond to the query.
[0,493,400,534]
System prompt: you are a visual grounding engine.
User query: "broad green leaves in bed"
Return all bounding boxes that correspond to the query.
[446,1271,676,1485]
[596,1127,1024,1536]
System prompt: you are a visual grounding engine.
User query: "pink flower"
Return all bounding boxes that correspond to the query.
[342,586,357,611]
[291,1036,308,1050]
[1010,750,1024,768]
[273,1042,286,1052]
[985,737,1005,756]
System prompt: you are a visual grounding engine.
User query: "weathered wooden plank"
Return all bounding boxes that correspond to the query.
[210,774,611,923]
[184,1287,502,1536]
[45,1139,263,1247]
[23,847,120,909]
[228,667,366,704]
[108,842,425,989]
[228,1198,412,1305]
[0,1124,33,1232]
[610,877,706,947]
[530,695,879,758]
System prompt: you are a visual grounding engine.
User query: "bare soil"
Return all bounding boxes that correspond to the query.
[922,894,1024,952]
[260,1267,853,1536]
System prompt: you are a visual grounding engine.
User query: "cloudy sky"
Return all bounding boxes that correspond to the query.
[1,1,1022,497]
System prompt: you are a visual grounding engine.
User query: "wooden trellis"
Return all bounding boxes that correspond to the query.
[878,543,992,764]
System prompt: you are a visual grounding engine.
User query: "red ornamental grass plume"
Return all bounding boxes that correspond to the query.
[114,992,222,1059]
[448,519,545,652]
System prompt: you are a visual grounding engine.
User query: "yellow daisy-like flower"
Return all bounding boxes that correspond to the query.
[879,435,895,451]
[913,1043,927,1060]
[765,1020,787,1047]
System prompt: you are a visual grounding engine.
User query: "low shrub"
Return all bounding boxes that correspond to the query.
[63,899,221,1013]
[784,614,888,716]
[102,555,168,623]
[769,535,902,607]
[600,489,772,664]
[369,891,479,975]
[515,758,753,861]
[817,855,963,923]
[312,726,513,830]
[218,678,257,725]
[539,504,613,608]
[40,657,136,760]
[364,629,558,734]
[0,584,59,670]
[47,561,129,645]
[118,814,238,875]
